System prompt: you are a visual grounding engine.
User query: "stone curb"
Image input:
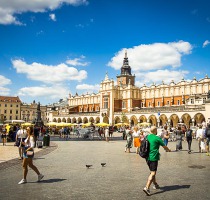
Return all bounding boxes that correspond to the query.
[0,142,58,171]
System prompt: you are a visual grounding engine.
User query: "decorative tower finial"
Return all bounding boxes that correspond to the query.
[125,50,127,58]
[104,71,109,81]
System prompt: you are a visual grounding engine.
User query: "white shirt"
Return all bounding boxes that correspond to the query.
[133,130,140,137]
[196,129,204,139]
[24,136,35,148]
[105,128,109,137]
[17,129,27,139]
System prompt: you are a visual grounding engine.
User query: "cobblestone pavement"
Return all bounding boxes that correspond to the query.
[0,142,42,164]
[0,133,210,200]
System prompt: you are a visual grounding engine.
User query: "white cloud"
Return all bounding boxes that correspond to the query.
[12,59,87,84]
[0,0,88,25]
[0,75,11,95]
[17,85,69,99]
[108,41,192,71]
[76,84,100,93]
[0,87,10,96]
[135,69,189,87]
[49,13,56,21]
[203,40,210,48]
[66,56,89,66]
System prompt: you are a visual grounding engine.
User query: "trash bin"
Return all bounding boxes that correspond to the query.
[43,134,50,146]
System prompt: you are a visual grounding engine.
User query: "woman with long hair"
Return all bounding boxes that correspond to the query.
[18,126,44,184]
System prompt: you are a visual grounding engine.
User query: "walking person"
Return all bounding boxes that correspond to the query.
[1,125,7,146]
[133,126,140,154]
[125,127,133,153]
[163,126,169,146]
[18,127,44,184]
[16,126,27,159]
[185,127,193,153]
[196,125,204,153]
[143,126,171,196]
[105,127,109,142]
[204,123,210,156]
[175,126,183,151]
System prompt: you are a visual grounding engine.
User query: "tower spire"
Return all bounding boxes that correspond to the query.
[125,50,127,58]
[121,50,131,75]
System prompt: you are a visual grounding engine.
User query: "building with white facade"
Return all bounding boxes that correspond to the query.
[48,52,210,127]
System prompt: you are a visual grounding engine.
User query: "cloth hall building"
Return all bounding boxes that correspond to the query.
[48,52,210,127]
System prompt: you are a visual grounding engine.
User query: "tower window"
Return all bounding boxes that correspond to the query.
[103,97,108,109]
[122,101,126,108]
[177,100,180,105]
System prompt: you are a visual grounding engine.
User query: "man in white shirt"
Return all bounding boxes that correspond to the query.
[16,126,27,159]
[196,125,204,153]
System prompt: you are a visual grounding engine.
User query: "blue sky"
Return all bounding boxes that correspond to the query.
[0,0,210,105]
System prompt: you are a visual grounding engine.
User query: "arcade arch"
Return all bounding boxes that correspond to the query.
[193,113,205,125]
[130,115,138,126]
[103,116,109,124]
[139,115,147,123]
[114,116,121,124]
[95,117,100,124]
[148,115,157,126]
[83,117,88,123]
[169,114,179,127]
[159,114,168,126]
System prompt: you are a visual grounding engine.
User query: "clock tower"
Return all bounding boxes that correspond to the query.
[116,51,135,86]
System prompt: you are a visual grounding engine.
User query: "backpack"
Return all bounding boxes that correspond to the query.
[206,128,210,137]
[139,136,150,159]
[186,130,192,138]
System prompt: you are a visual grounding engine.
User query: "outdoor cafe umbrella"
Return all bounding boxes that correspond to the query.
[46,122,57,126]
[22,122,34,126]
[114,122,129,126]
[82,122,94,127]
[95,122,109,127]
[138,122,151,126]
[56,123,73,127]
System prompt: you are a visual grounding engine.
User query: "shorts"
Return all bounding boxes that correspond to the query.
[206,138,210,146]
[146,160,158,171]
[1,134,7,139]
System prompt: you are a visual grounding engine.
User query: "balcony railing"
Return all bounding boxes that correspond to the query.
[115,105,205,115]
[53,112,100,117]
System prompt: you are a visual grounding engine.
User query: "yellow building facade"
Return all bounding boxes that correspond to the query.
[0,96,21,121]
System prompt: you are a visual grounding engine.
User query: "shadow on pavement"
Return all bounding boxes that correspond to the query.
[29,178,67,184]
[152,185,191,195]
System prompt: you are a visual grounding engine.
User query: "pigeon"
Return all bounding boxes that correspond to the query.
[86,165,92,169]
[101,163,106,167]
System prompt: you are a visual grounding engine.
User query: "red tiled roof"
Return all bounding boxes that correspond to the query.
[0,96,21,103]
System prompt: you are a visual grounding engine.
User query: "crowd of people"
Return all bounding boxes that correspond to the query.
[122,122,210,156]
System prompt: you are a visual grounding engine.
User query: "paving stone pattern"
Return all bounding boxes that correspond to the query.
[0,134,210,200]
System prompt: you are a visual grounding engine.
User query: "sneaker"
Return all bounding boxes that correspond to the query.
[38,174,44,182]
[153,184,160,189]
[143,187,151,196]
[18,179,27,184]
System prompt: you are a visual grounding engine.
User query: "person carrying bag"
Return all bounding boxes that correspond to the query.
[18,127,44,185]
